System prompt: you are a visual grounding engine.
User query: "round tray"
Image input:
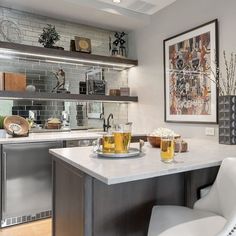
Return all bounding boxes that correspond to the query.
[95,148,141,158]
[4,115,29,137]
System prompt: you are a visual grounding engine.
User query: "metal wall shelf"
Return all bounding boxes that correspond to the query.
[0,91,138,103]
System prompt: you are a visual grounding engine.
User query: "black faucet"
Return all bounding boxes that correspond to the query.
[102,113,114,132]
[106,113,114,131]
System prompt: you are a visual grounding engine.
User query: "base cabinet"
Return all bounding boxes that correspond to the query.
[52,158,219,236]
[53,159,90,236]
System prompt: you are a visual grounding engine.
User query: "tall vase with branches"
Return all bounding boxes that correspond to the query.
[211,51,236,96]
[214,51,236,145]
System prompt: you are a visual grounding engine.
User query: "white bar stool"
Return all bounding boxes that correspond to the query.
[148,157,236,236]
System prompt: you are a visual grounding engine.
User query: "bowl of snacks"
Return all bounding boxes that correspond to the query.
[147,128,180,148]
[45,118,61,129]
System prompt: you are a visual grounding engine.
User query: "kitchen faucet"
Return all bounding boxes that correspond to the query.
[101,113,114,132]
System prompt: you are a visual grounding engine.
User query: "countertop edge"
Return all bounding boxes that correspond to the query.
[49,149,110,184]
[49,148,223,185]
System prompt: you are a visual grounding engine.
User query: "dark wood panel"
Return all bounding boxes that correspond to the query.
[92,173,185,236]
[0,91,138,103]
[93,178,157,236]
[52,155,221,236]
[155,173,185,206]
[0,41,138,68]
[52,158,85,236]
[184,166,219,208]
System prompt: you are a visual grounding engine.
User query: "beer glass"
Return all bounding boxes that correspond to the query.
[102,134,115,153]
[113,123,132,153]
[160,135,174,163]
[93,133,115,153]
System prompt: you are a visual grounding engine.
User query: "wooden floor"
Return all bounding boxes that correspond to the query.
[0,219,51,236]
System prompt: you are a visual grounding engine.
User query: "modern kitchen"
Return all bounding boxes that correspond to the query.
[0,0,236,236]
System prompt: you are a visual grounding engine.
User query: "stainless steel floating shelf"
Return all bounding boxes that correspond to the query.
[0,91,138,103]
[0,41,138,69]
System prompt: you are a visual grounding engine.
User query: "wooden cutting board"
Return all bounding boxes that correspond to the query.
[4,72,26,91]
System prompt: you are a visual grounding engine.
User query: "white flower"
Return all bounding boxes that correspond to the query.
[150,128,179,137]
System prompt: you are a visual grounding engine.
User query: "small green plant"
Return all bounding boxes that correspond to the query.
[38,24,60,48]
[0,116,5,129]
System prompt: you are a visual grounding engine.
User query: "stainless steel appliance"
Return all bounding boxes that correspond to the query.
[1,141,63,227]
[65,138,97,147]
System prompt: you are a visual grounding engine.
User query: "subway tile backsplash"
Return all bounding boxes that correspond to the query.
[0,7,129,129]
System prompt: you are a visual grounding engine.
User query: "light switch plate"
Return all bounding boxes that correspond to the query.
[205,127,215,136]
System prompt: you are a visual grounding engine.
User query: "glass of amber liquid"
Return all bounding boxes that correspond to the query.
[102,134,115,153]
[160,136,174,163]
[113,123,132,153]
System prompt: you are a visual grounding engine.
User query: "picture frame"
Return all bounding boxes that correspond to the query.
[163,19,218,124]
[74,36,91,53]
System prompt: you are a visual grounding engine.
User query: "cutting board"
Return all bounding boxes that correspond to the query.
[3,72,26,91]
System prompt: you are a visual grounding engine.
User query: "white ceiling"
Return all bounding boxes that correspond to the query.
[0,0,176,31]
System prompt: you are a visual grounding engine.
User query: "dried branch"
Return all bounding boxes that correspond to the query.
[210,50,236,96]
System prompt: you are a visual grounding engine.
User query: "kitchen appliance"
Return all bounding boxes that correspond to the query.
[1,141,63,227]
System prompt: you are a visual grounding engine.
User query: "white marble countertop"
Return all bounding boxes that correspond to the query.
[0,131,146,144]
[0,131,102,144]
[50,139,236,185]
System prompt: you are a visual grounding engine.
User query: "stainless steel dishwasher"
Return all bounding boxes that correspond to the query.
[1,141,63,227]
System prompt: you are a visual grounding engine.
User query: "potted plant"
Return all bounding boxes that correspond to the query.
[38,24,62,49]
[0,115,6,138]
[211,51,236,144]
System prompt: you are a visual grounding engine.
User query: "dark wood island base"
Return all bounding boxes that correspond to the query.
[52,157,219,236]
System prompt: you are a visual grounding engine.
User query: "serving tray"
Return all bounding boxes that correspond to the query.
[95,148,141,158]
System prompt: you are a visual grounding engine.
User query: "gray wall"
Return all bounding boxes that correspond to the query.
[128,0,236,138]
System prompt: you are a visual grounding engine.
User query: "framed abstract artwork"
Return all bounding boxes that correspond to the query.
[164,19,218,123]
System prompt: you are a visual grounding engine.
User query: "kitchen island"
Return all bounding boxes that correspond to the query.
[50,139,236,236]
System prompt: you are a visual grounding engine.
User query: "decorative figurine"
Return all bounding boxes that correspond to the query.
[111,32,127,57]
[52,68,69,93]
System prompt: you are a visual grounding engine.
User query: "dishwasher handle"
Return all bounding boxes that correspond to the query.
[2,152,7,214]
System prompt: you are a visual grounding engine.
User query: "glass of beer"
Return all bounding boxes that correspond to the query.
[160,135,174,163]
[102,134,115,153]
[113,123,132,153]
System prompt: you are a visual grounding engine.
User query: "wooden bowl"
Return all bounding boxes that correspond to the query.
[4,115,29,136]
[147,135,181,148]
[147,136,161,148]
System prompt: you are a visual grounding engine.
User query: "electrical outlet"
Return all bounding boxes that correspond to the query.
[205,127,215,136]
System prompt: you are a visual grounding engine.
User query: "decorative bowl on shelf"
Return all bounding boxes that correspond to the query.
[147,136,161,148]
[45,118,61,129]
[4,115,29,137]
[46,123,61,129]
